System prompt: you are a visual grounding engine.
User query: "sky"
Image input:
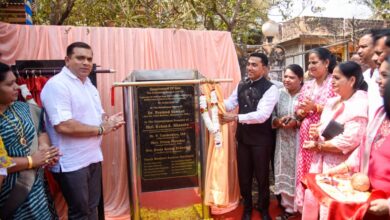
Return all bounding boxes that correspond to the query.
[268,0,374,22]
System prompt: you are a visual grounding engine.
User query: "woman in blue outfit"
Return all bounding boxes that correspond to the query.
[0,62,60,219]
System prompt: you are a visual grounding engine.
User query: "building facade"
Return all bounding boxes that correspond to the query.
[278,16,388,72]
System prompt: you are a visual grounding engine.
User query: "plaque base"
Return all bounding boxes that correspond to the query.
[138,178,206,219]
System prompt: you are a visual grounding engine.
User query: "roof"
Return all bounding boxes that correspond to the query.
[277,34,346,45]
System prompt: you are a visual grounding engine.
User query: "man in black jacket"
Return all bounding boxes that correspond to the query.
[222,52,279,220]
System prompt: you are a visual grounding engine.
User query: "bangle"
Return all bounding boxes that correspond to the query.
[27,156,33,169]
[316,104,321,113]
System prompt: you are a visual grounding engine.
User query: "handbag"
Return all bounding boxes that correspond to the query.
[0,104,41,220]
[321,120,344,141]
[321,101,345,141]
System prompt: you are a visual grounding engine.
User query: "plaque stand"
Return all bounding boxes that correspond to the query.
[116,70,232,220]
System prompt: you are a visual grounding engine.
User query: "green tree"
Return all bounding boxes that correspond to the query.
[33,0,272,44]
[188,0,270,43]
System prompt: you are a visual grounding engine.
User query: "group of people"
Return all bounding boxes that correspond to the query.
[0,29,389,220]
[0,42,125,219]
[222,28,390,220]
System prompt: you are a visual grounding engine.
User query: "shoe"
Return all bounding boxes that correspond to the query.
[260,210,272,220]
[241,211,252,220]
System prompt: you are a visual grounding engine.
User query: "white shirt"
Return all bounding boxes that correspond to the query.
[224,79,279,124]
[363,68,382,120]
[41,67,105,172]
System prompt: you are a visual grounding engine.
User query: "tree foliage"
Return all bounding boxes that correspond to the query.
[33,0,272,44]
[349,0,390,20]
[268,0,326,21]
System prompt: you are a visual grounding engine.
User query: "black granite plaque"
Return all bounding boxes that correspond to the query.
[136,85,198,192]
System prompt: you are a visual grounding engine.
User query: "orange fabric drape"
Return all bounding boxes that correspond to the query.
[201,83,240,214]
[0,22,241,219]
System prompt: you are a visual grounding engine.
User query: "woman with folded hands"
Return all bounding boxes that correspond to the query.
[302,61,369,219]
[294,48,337,212]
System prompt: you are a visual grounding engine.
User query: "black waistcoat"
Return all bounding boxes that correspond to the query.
[236,77,274,146]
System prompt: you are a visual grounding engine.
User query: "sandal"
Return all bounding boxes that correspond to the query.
[275,211,297,220]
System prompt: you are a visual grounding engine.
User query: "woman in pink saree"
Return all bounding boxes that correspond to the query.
[294,48,336,212]
[302,61,369,219]
[326,59,390,219]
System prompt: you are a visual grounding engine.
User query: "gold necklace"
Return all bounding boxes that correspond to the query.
[0,107,27,146]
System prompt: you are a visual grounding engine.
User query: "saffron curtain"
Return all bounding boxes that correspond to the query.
[201,83,240,214]
[0,22,241,219]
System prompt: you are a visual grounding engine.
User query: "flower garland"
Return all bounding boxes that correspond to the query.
[200,90,222,148]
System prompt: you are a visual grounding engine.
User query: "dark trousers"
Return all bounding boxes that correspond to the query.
[237,141,271,212]
[52,162,102,220]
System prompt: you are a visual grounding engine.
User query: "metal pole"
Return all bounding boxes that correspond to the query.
[123,87,141,220]
[196,84,211,220]
[113,79,233,87]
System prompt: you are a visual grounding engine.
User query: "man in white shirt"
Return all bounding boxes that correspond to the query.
[41,42,124,220]
[372,30,390,67]
[358,32,382,120]
[222,52,279,220]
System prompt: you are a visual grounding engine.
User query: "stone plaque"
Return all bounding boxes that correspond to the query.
[136,85,198,192]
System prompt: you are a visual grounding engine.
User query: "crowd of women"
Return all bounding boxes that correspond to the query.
[273,29,390,220]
